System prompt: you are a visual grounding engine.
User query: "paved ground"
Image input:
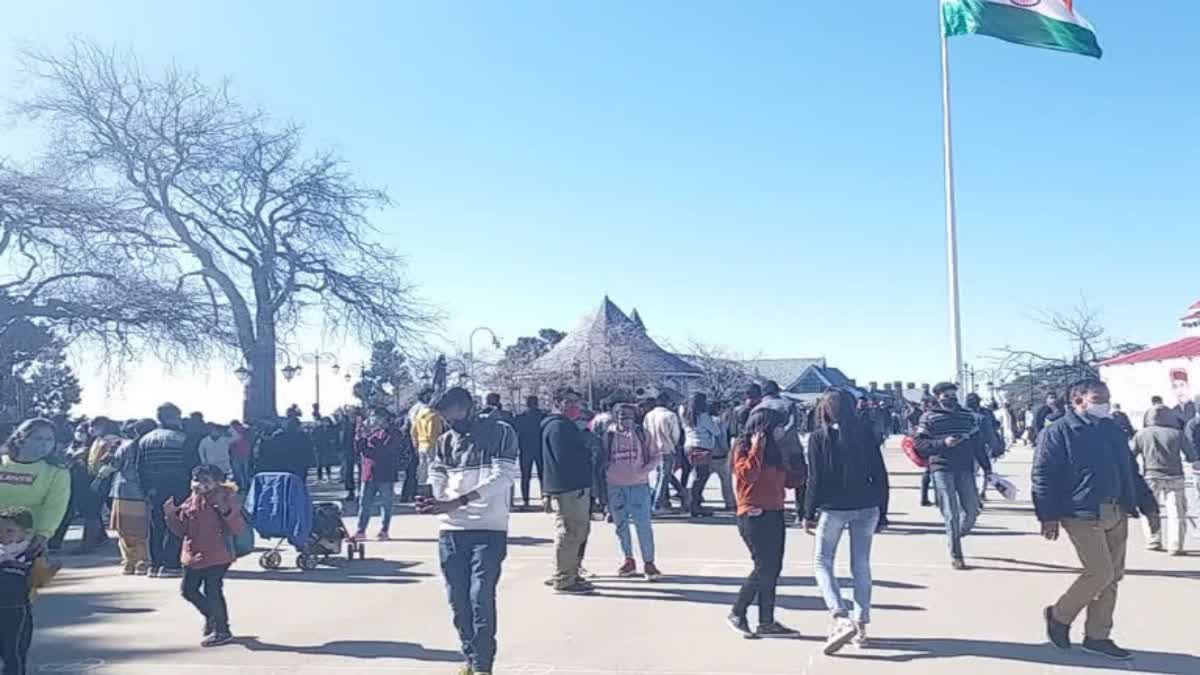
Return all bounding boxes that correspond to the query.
[30,440,1200,674]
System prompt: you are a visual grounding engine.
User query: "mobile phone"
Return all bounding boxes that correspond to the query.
[416,485,434,499]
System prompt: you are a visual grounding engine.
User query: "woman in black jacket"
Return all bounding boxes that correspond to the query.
[803,388,888,655]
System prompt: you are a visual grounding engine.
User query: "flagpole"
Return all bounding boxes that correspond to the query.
[939,1,964,388]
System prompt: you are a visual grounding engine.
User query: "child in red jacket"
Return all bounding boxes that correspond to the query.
[165,464,245,647]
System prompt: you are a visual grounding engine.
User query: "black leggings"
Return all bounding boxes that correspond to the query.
[0,605,33,675]
[732,510,786,625]
[182,564,231,633]
[519,451,543,505]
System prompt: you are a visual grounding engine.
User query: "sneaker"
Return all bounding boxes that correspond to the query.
[644,562,663,582]
[1148,543,1165,552]
[951,559,967,571]
[920,499,934,507]
[134,562,150,576]
[756,621,801,639]
[352,531,367,542]
[1081,638,1132,661]
[617,559,638,578]
[554,581,596,595]
[1044,606,1071,650]
[851,622,869,649]
[375,530,390,541]
[726,613,757,639]
[823,618,858,655]
[201,632,233,647]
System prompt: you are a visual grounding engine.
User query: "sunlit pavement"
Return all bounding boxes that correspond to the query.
[32,440,1200,674]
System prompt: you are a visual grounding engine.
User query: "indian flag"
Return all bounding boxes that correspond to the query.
[942,0,1102,59]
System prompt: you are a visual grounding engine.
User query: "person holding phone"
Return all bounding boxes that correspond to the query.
[417,387,518,675]
[726,408,800,640]
[913,382,993,570]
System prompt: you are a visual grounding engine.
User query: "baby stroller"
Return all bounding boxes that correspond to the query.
[246,472,363,570]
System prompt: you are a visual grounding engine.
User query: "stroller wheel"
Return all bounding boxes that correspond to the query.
[346,542,357,560]
[260,551,282,570]
[358,544,366,560]
[297,553,319,570]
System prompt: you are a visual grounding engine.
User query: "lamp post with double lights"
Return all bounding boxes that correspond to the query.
[279,352,340,419]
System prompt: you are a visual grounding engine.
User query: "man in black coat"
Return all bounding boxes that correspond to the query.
[541,387,594,594]
[514,396,547,510]
[256,416,315,479]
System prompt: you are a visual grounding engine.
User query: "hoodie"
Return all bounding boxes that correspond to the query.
[166,485,246,569]
[428,414,519,532]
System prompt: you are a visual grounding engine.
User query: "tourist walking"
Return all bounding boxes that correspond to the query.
[643,395,688,512]
[418,386,518,675]
[198,424,234,480]
[804,389,887,654]
[541,387,595,594]
[109,419,157,575]
[727,408,800,639]
[136,403,195,577]
[599,403,661,580]
[1034,379,1139,661]
[1132,405,1197,555]
[411,388,444,486]
[680,393,720,518]
[515,396,547,511]
[709,400,735,510]
[354,408,411,542]
[0,420,71,550]
[753,381,808,525]
[913,382,993,569]
[165,464,246,647]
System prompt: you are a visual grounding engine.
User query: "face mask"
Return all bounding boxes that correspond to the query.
[1087,403,1112,419]
[16,438,54,463]
[0,540,29,563]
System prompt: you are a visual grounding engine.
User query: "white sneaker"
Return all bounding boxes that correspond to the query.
[823,618,857,655]
[852,622,869,648]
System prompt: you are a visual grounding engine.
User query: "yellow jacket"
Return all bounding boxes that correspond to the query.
[410,405,444,451]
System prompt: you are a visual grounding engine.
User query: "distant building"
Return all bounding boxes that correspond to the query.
[1100,299,1200,429]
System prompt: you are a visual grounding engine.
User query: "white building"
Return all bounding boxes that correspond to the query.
[1099,299,1200,429]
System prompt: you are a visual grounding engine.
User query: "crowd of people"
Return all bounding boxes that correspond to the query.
[0,373,1194,673]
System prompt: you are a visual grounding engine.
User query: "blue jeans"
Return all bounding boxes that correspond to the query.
[439,530,508,673]
[931,470,979,560]
[607,484,655,562]
[652,453,687,509]
[356,480,395,534]
[813,507,880,623]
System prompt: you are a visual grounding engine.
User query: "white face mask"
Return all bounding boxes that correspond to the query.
[1087,403,1112,419]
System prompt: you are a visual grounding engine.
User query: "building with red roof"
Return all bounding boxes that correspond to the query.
[1099,299,1200,428]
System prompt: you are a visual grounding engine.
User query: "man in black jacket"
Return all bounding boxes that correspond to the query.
[256,416,315,479]
[541,387,594,594]
[136,402,196,577]
[913,382,993,570]
[514,396,547,510]
[1034,379,1137,661]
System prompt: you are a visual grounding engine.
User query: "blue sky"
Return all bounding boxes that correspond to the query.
[2,1,1197,417]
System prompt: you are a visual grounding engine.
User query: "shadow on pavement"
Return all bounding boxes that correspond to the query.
[636,575,925,590]
[590,586,924,613]
[235,636,462,661]
[387,535,553,546]
[851,637,1200,674]
[972,556,1200,580]
[227,558,432,584]
[32,590,186,669]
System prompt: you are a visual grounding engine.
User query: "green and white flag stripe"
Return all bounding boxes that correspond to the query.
[942,0,1102,59]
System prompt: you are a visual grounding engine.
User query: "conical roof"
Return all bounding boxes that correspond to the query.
[630,308,646,331]
[529,298,701,377]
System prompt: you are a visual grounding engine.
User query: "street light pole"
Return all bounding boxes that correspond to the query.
[297,351,339,418]
[467,327,501,398]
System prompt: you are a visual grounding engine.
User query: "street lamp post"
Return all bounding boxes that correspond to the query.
[288,351,340,418]
[467,327,501,397]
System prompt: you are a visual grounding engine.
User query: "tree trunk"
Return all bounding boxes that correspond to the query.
[244,337,277,421]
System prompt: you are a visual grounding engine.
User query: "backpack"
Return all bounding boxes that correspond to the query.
[901,436,928,469]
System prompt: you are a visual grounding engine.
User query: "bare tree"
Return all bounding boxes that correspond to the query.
[15,40,436,419]
[679,339,752,402]
[990,297,1144,406]
[0,164,213,352]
